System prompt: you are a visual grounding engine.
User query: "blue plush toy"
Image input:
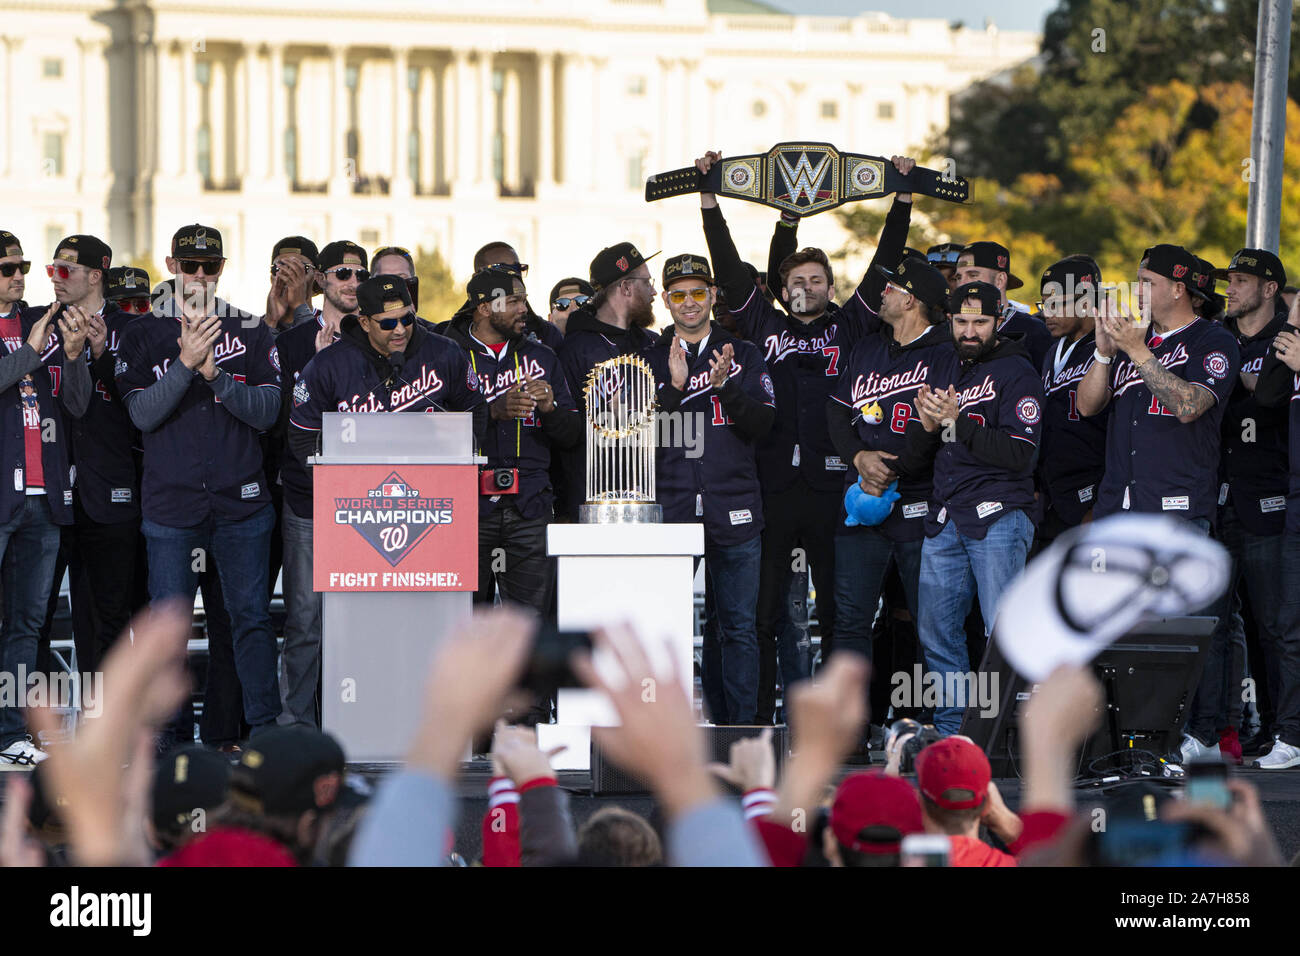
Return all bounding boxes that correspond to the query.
[844,479,900,527]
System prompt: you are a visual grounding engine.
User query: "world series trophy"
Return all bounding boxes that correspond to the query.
[579,353,662,524]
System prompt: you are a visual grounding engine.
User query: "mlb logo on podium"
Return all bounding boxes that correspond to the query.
[381,481,408,497]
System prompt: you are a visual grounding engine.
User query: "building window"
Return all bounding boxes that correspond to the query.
[877,102,895,120]
[408,130,420,186]
[627,151,645,191]
[821,101,838,119]
[752,100,767,118]
[407,66,420,92]
[42,58,62,78]
[285,127,298,182]
[626,75,646,96]
[360,229,380,246]
[344,65,359,90]
[45,227,63,255]
[197,125,211,182]
[42,132,64,177]
[283,63,298,88]
[195,61,211,86]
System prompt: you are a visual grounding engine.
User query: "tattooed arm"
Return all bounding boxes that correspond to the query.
[1135,357,1216,423]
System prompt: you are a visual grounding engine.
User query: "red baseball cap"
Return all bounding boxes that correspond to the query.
[915,737,991,810]
[830,770,924,854]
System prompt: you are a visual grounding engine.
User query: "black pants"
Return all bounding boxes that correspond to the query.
[756,480,838,724]
[475,503,553,730]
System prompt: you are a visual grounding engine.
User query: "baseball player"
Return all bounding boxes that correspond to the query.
[1036,255,1109,544]
[826,257,953,668]
[695,150,918,720]
[115,223,284,747]
[955,242,1052,370]
[442,242,564,353]
[264,235,321,332]
[903,281,1045,734]
[440,265,580,618]
[645,253,776,725]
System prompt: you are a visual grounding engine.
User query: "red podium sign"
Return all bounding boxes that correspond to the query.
[313,464,478,592]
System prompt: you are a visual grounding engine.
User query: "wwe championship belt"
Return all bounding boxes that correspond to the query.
[645,142,970,214]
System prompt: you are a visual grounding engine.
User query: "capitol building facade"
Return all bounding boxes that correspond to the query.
[2,0,1037,307]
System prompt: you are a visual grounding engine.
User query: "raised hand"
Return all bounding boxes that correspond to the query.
[57,304,89,361]
[26,304,58,354]
[669,334,689,390]
[178,313,222,372]
[708,343,735,390]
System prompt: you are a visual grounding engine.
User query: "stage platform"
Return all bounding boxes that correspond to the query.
[344,758,1300,864]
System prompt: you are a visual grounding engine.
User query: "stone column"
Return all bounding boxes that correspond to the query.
[502,63,520,190]
[536,52,555,190]
[391,47,412,199]
[328,45,351,196]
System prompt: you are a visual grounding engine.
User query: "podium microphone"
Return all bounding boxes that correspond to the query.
[387,353,448,412]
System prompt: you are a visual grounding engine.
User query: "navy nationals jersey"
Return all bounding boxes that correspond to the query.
[644,326,775,546]
[1095,319,1239,523]
[1220,310,1289,535]
[1002,306,1053,372]
[458,334,578,520]
[0,308,74,526]
[65,303,142,523]
[1039,332,1109,525]
[830,323,951,541]
[924,339,1044,539]
[289,317,482,433]
[116,299,280,526]
[701,202,909,494]
[1288,371,1300,535]
[275,315,336,519]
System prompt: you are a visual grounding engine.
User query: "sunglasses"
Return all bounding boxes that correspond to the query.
[326,267,369,282]
[0,262,31,278]
[928,251,963,265]
[177,259,223,276]
[371,311,415,331]
[116,296,153,314]
[552,295,590,311]
[270,262,315,276]
[499,262,529,277]
[667,288,709,305]
[47,263,88,279]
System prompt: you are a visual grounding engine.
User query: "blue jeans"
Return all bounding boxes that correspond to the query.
[916,509,1034,734]
[143,504,281,732]
[279,508,321,728]
[833,528,923,661]
[0,497,61,748]
[1188,508,1278,743]
[700,535,762,725]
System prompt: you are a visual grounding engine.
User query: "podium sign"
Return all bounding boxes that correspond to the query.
[312,463,477,592]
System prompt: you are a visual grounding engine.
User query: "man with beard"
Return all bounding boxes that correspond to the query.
[695,150,916,722]
[645,254,775,725]
[1211,249,1290,762]
[903,281,1044,734]
[554,243,659,521]
[440,242,564,353]
[1036,255,1109,546]
[270,239,368,728]
[439,265,580,616]
[955,242,1052,371]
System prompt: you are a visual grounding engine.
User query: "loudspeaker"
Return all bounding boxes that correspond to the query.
[960,616,1216,778]
[591,724,790,795]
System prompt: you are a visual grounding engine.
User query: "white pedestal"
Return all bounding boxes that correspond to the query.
[546,522,704,769]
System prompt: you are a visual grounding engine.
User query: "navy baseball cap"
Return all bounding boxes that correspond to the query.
[229,728,345,816]
[106,266,151,300]
[54,234,111,272]
[949,280,1002,317]
[1216,248,1286,288]
[1040,255,1101,297]
[152,746,232,838]
[356,274,413,316]
[319,240,368,271]
[1139,244,1198,293]
[662,253,713,287]
[875,256,950,309]
[590,242,658,291]
[272,236,320,269]
[0,230,21,257]
[962,241,1023,290]
[466,264,523,303]
[172,223,223,259]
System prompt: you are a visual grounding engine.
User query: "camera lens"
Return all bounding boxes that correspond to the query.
[493,468,513,489]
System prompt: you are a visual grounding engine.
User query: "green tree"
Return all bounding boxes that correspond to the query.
[414,245,461,324]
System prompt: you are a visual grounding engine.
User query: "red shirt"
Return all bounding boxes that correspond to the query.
[950,835,1016,867]
[0,313,43,489]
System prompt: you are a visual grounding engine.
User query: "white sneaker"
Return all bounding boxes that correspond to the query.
[0,737,47,768]
[1180,734,1219,763]
[1253,740,1300,770]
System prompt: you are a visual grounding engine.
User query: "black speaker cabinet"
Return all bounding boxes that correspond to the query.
[591,724,790,795]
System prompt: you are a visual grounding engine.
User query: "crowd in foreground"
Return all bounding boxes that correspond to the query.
[0,605,1285,868]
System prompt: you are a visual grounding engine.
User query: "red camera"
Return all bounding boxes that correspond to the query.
[479,467,519,495]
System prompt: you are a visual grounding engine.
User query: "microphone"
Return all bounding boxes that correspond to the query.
[386,352,447,412]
